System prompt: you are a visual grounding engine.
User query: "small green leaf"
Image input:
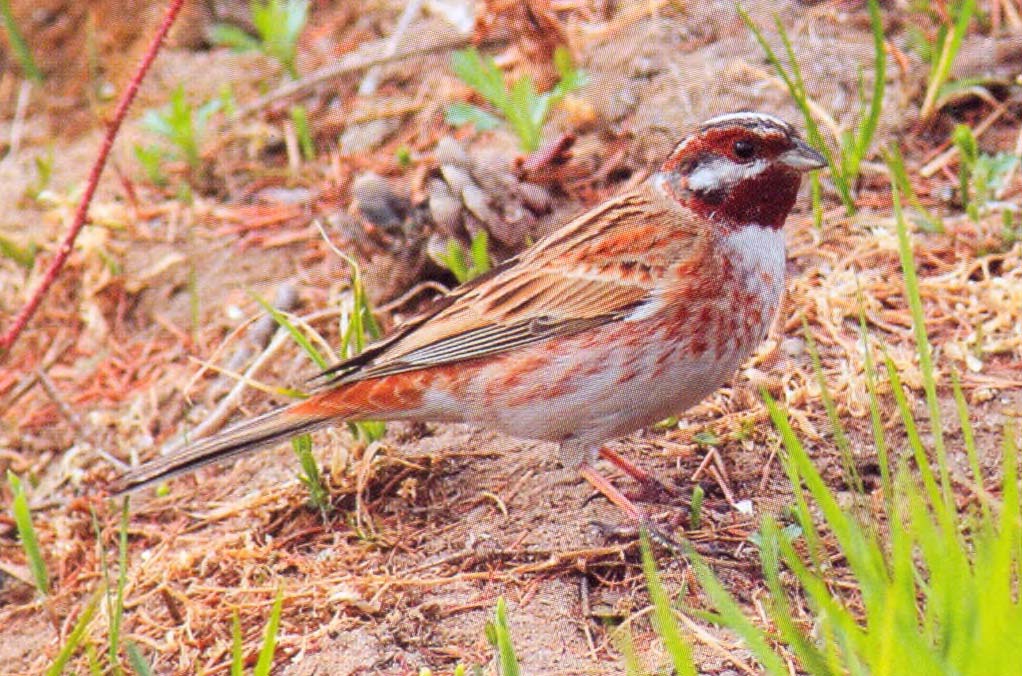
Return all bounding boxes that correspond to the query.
[253,588,285,676]
[492,597,520,676]
[0,233,37,269]
[451,48,507,109]
[125,643,154,676]
[693,431,720,447]
[231,610,244,676]
[469,230,491,276]
[444,103,501,131]
[209,23,261,52]
[7,470,48,596]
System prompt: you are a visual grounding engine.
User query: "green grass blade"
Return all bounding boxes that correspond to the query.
[882,355,943,516]
[758,518,835,676]
[46,587,104,676]
[124,643,153,676]
[639,532,696,676]
[855,300,893,508]
[686,544,788,675]
[492,597,521,676]
[802,317,863,495]
[891,183,952,510]
[764,393,887,599]
[6,470,49,596]
[110,497,130,670]
[612,623,646,676]
[884,144,942,233]
[252,292,329,371]
[0,0,43,82]
[231,610,244,676]
[290,105,315,161]
[951,370,989,519]
[850,0,885,175]
[253,587,285,676]
[919,0,975,122]
[470,230,492,277]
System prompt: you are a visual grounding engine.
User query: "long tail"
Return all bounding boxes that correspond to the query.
[112,369,437,494]
[111,403,333,493]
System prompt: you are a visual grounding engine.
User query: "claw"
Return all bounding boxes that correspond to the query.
[579,462,684,554]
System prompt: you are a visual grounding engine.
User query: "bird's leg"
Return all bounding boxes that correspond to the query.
[579,463,682,553]
[598,446,678,500]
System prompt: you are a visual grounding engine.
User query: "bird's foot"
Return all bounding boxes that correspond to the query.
[580,462,683,554]
[598,446,679,503]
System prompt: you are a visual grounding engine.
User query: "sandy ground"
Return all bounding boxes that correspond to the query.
[2,1,1021,674]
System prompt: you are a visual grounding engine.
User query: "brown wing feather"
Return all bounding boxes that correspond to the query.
[322,180,702,385]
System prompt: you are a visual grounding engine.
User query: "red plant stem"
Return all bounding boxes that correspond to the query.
[0,0,186,356]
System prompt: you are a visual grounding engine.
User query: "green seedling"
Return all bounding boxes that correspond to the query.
[7,470,49,596]
[253,588,285,676]
[290,105,315,161]
[433,230,492,284]
[336,256,387,443]
[133,145,168,186]
[24,147,55,202]
[0,233,37,270]
[689,484,704,530]
[212,0,309,79]
[740,0,884,216]
[447,45,588,152]
[953,124,1019,221]
[919,0,976,123]
[395,145,412,169]
[484,597,520,676]
[46,588,104,676]
[292,433,330,513]
[251,293,333,506]
[141,85,221,171]
[883,143,943,232]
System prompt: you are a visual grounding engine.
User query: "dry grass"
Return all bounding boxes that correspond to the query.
[2,0,1021,673]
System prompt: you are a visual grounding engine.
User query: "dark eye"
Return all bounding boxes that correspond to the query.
[733,139,756,159]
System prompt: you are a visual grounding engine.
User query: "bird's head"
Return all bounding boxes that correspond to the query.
[655,111,826,230]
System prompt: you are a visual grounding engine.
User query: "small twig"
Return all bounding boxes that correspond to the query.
[0,0,186,356]
[357,0,424,97]
[0,338,73,414]
[155,306,337,460]
[235,28,488,118]
[34,366,81,433]
[375,280,450,314]
[2,79,32,166]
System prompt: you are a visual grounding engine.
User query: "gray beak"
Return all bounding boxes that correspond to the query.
[779,137,827,172]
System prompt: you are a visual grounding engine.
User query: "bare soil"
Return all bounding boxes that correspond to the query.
[1,1,1021,674]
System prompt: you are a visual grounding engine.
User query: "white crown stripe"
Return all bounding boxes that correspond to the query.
[700,111,794,134]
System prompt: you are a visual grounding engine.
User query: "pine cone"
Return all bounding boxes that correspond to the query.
[334,136,572,306]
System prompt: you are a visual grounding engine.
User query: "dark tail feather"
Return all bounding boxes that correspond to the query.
[111,406,331,494]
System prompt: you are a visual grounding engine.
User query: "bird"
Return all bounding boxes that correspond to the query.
[113,111,826,543]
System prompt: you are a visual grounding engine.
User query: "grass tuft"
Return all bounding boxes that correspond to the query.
[447,45,587,152]
[484,597,520,676]
[740,0,885,216]
[45,588,104,676]
[253,587,285,676]
[6,470,49,596]
[919,0,976,123]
